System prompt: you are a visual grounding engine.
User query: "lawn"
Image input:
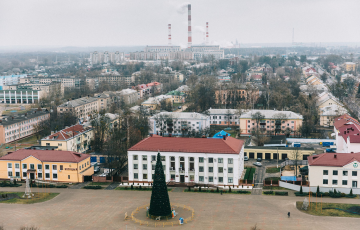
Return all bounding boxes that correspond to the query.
[266,167,281,173]
[0,192,59,204]
[244,167,256,181]
[296,201,360,218]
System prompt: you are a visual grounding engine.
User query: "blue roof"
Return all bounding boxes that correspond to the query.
[212,130,231,139]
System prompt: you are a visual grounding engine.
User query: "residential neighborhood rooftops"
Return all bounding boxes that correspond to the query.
[0,110,49,126]
[42,124,91,141]
[308,152,360,167]
[58,97,98,108]
[128,135,244,154]
[150,112,209,120]
[0,149,90,163]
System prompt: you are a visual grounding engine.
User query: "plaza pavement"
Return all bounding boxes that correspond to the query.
[0,187,360,230]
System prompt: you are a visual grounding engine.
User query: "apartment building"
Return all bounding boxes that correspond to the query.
[166,91,185,104]
[57,97,99,122]
[239,110,303,136]
[0,110,50,144]
[128,135,245,186]
[215,85,259,105]
[343,62,356,72]
[149,112,210,136]
[0,149,93,183]
[333,114,360,153]
[41,124,94,153]
[0,74,27,90]
[207,108,240,126]
[117,89,139,105]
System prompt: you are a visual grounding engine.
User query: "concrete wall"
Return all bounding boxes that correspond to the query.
[279,181,360,194]
[286,138,335,144]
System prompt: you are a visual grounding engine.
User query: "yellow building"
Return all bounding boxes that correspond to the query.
[0,149,94,183]
[344,62,356,72]
[41,124,94,153]
[245,146,315,160]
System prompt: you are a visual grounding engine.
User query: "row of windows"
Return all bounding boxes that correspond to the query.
[323,179,357,187]
[7,162,89,171]
[323,170,357,176]
[133,173,233,183]
[212,121,238,125]
[211,116,239,120]
[133,155,233,164]
[8,171,57,179]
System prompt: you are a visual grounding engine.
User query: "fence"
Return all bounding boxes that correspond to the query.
[92,175,113,183]
[279,181,360,194]
[281,160,308,167]
[130,203,195,227]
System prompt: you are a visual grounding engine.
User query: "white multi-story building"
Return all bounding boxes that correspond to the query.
[128,135,245,186]
[149,112,210,136]
[308,152,360,194]
[207,108,240,126]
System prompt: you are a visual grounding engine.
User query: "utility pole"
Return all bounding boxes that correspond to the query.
[277,147,279,168]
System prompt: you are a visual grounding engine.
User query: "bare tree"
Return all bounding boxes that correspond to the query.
[272,113,288,136]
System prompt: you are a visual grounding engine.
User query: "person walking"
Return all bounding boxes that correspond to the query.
[288,212,290,218]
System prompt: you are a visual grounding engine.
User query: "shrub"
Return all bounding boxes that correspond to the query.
[188,186,191,191]
[56,185,68,188]
[229,187,232,193]
[124,186,128,190]
[295,192,308,196]
[316,186,320,194]
[210,189,215,193]
[194,189,198,192]
[324,192,329,197]
[275,191,288,196]
[350,189,353,196]
[131,185,133,190]
[299,186,303,194]
[341,193,346,197]
[263,191,274,195]
[84,185,102,189]
[139,185,142,190]
[199,187,201,192]
[237,190,250,194]
[216,187,219,193]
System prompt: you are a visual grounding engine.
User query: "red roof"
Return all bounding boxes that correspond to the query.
[334,114,359,130]
[308,152,360,167]
[128,136,244,154]
[338,124,360,141]
[147,82,161,87]
[42,124,87,141]
[252,75,262,80]
[0,149,90,163]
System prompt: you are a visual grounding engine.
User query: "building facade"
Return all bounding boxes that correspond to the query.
[207,109,240,126]
[0,110,50,144]
[0,149,93,183]
[57,97,99,122]
[128,135,245,186]
[41,124,94,153]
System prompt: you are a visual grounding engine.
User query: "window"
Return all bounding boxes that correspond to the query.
[333,170,338,175]
[199,157,204,163]
[7,163,12,168]
[37,173,42,178]
[209,158,213,163]
[151,155,156,161]
[209,167,213,172]
[45,173,50,179]
[23,172,27,178]
[218,177,223,182]
[171,174,175,180]
[228,158,233,164]
[22,164,27,169]
[332,180,337,185]
[228,177,233,183]
[323,179,328,185]
[218,158,223,163]
[133,155,138,160]
[53,165,57,170]
[68,175,70,179]
[143,164,147,170]
[46,143,50,146]
[143,174,147,179]
[323,170,328,175]
[199,166,204,172]
[134,164,138,169]
[343,171,348,176]
[352,171,357,176]
[15,163,19,169]
[161,156,165,161]
[134,173,138,179]
[199,176,204,182]
[342,180,348,185]
[8,171,12,177]
[171,157,175,161]
[58,143,62,146]
[209,176,213,182]
[218,167,223,173]
[38,164,42,170]
[53,174,58,179]
[142,155,147,160]
[60,165,63,170]
[228,168,233,173]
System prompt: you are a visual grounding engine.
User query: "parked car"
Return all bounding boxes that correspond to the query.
[178,106,182,109]
[253,162,262,167]
[244,156,249,161]
[256,158,262,162]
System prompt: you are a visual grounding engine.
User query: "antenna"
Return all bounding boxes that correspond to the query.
[206,22,209,45]
[188,4,192,48]
[168,24,171,46]
[292,28,294,45]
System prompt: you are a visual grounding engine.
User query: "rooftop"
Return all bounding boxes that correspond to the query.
[0,149,90,163]
[128,136,244,154]
[240,110,303,120]
[150,112,209,120]
[58,97,98,108]
[42,124,91,141]
[0,110,49,126]
[308,152,360,167]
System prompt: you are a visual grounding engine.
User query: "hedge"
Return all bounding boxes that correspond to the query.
[83,185,102,189]
[263,191,274,195]
[275,191,288,196]
[56,185,68,188]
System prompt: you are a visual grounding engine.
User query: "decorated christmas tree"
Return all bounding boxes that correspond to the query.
[149,152,171,217]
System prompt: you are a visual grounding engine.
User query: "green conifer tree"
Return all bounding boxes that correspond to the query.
[149,152,171,217]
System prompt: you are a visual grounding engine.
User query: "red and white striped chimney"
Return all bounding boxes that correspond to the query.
[188,4,192,48]
[168,24,171,46]
[206,22,209,45]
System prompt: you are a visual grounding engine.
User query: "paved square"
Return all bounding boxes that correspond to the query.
[0,187,359,230]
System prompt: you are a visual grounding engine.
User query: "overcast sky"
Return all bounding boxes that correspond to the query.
[0,0,359,48]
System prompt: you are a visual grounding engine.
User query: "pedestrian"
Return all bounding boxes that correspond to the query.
[288,212,290,218]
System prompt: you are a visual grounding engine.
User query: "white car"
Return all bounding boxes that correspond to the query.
[253,162,262,167]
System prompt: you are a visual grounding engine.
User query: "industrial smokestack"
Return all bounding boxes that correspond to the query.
[168,24,171,46]
[206,22,209,45]
[188,4,192,48]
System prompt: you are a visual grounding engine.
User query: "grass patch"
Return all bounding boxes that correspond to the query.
[266,167,281,173]
[83,185,103,189]
[244,167,256,181]
[296,201,360,218]
[263,186,290,190]
[115,186,172,192]
[0,192,58,204]
[88,182,112,186]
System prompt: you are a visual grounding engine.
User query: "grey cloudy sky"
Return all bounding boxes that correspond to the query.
[0,0,359,48]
